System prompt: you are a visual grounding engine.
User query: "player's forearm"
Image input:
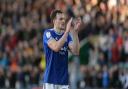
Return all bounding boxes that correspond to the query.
[70,31,80,55]
[55,31,69,52]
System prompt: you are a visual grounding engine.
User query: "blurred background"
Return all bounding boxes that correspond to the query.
[0,0,128,89]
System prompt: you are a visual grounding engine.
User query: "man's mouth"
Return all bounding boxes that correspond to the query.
[61,23,65,26]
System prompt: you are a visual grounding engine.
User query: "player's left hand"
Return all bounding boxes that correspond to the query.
[73,17,82,32]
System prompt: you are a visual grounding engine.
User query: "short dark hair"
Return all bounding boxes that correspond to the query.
[50,10,63,21]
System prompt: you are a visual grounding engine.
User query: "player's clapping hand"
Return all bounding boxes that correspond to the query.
[73,17,82,32]
[65,18,73,33]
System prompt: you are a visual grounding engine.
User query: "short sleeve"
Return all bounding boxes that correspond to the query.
[43,31,54,45]
[68,33,73,45]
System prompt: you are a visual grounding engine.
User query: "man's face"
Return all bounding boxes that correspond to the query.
[97,15,105,27]
[53,13,66,30]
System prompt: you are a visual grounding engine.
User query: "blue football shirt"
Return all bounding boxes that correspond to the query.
[43,28,73,85]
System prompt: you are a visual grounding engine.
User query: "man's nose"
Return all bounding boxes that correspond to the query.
[61,19,65,22]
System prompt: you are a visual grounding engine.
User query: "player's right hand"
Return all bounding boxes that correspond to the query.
[65,18,73,33]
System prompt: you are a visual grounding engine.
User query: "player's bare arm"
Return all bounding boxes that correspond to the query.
[69,17,81,55]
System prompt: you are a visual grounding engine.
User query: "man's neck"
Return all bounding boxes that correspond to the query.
[53,27,64,34]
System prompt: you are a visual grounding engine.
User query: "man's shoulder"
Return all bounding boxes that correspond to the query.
[43,28,54,37]
[44,28,54,33]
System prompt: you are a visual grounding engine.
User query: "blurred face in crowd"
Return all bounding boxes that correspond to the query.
[53,13,66,30]
[124,18,128,30]
[97,15,105,27]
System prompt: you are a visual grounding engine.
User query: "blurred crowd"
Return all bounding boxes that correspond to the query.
[0,0,128,89]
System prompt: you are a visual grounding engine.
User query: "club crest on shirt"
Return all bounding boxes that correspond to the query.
[46,32,51,39]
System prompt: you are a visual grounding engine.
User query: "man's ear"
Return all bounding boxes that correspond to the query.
[53,19,56,24]
[53,19,54,23]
